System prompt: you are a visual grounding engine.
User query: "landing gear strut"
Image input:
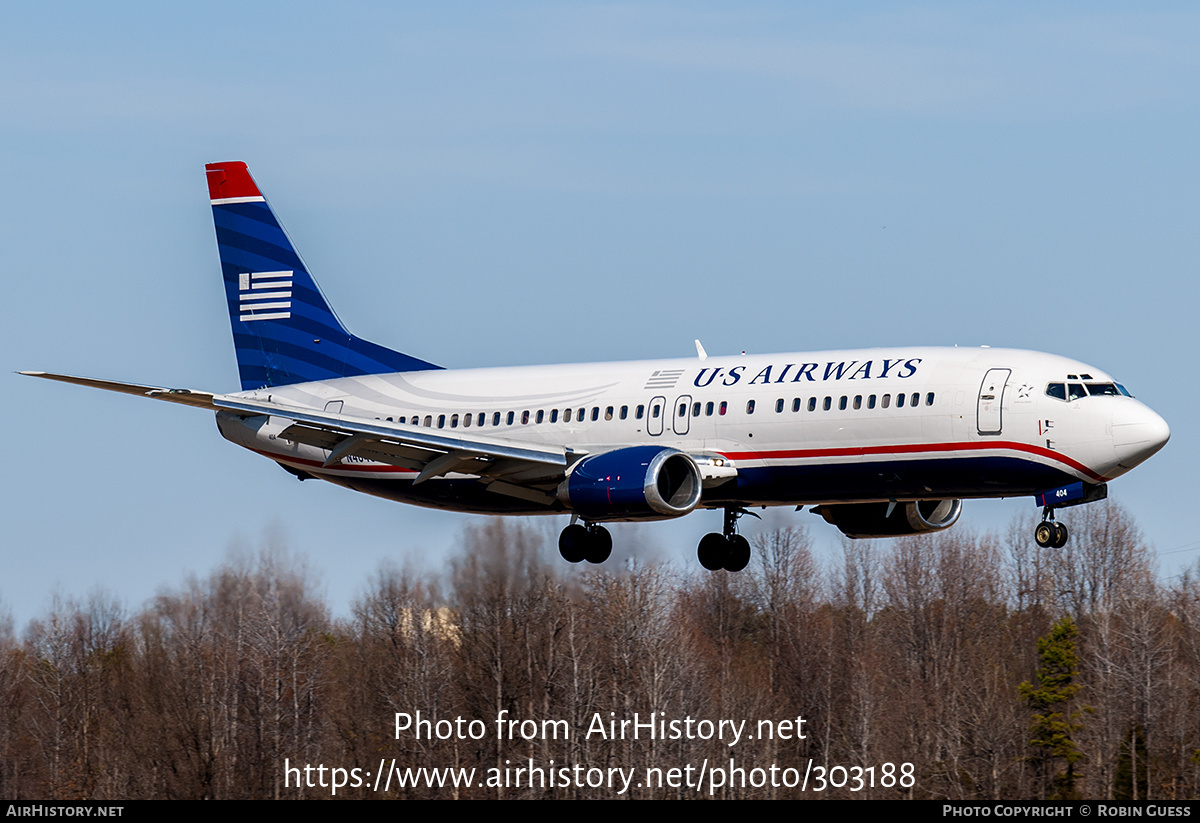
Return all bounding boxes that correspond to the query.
[1034,507,1069,549]
[697,507,755,572]
[559,521,613,565]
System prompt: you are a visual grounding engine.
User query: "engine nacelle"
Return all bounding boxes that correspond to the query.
[816,499,962,538]
[558,446,703,521]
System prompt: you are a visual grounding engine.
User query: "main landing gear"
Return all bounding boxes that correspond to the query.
[558,520,613,565]
[697,507,756,573]
[1034,507,1069,549]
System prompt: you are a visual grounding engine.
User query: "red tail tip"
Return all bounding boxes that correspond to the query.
[205,161,261,200]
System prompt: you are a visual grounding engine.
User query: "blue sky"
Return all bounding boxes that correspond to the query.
[4,3,1197,625]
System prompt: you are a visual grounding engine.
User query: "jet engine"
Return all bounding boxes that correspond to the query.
[815,499,962,539]
[558,446,703,521]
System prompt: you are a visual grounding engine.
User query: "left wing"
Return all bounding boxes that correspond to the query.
[215,396,576,504]
[21,371,577,506]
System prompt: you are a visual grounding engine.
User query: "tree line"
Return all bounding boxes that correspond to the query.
[1,501,1198,800]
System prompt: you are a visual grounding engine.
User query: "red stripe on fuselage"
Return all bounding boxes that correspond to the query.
[252,441,1105,484]
[719,440,1106,483]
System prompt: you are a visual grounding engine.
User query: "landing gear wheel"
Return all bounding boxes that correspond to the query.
[1034,521,1055,548]
[698,533,727,571]
[1051,521,1069,549]
[585,526,613,564]
[559,524,590,563]
[724,534,751,572]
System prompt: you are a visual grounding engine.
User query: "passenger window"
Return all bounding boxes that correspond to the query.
[620,406,628,419]
[808,398,816,412]
[606,406,614,421]
[398,416,406,424]
[564,408,572,423]
[536,409,544,423]
[911,393,919,407]
[478,413,485,427]
[823,396,831,411]
[578,408,585,421]
[450,414,459,428]
[636,405,645,419]
[747,399,756,414]
[591,407,599,421]
[792,398,801,412]
[925,393,934,406]
[522,411,530,424]
[775,399,784,413]
[853,395,862,410]
[837,396,846,411]
[679,403,687,417]
[718,401,727,416]
[692,402,701,417]
[462,413,470,428]
[492,412,501,426]
[437,414,446,428]
[706,401,714,416]
[424,415,432,427]
[868,395,876,409]
[506,411,515,425]
[550,409,558,423]
[652,404,661,418]
[882,395,891,409]
[897,393,906,408]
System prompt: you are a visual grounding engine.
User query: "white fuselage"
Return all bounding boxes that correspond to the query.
[216,345,1168,516]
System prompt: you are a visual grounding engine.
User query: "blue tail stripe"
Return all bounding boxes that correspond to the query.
[230,333,407,379]
[214,227,304,272]
[210,183,440,391]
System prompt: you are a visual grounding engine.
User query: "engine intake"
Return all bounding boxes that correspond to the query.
[816,499,962,538]
[558,446,703,521]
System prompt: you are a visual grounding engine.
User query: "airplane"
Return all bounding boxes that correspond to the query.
[22,161,1171,572]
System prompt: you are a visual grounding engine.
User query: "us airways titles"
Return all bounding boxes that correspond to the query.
[693,357,923,388]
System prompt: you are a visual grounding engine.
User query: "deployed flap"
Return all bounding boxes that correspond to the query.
[19,371,221,410]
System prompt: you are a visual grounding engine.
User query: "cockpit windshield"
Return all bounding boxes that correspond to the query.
[1045,381,1132,401]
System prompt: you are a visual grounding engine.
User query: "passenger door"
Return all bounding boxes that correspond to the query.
[977,369,1010,435]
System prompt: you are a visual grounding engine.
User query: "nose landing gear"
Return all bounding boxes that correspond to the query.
[697,506,756,572]
[1034,507,1069,549]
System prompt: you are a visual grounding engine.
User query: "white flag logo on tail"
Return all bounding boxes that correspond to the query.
[238,270,293,322]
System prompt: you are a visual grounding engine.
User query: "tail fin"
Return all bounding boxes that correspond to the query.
[206,161,441,391]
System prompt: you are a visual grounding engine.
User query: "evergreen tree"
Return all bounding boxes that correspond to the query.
[1113,724,1149,801]
[1019,616,1089,800]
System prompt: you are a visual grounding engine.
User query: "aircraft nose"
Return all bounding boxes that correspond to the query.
[1112,403,1170,469]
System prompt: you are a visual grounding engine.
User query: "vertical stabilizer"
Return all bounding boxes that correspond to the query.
[206,161,440,390]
